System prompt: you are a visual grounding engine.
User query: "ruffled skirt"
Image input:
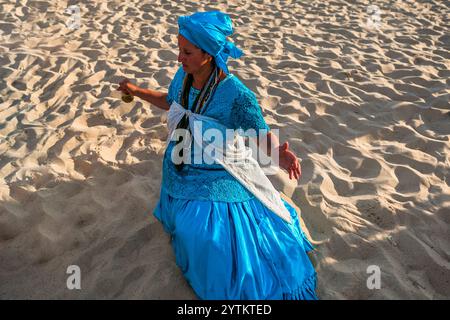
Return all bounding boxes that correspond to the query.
[153,187,318,300]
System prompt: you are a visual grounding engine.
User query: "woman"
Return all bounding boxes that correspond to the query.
[118,11,317,300]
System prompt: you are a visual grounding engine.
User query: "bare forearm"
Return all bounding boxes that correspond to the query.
[131,86,170,111]
[255,130,301,180]
[257,131,280,157]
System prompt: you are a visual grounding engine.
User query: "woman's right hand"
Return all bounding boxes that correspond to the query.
[117,78,137,96]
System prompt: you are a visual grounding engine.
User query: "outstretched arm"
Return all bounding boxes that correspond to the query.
[118,79,170,111]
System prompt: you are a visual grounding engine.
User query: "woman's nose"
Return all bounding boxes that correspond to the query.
[178,53,184,63]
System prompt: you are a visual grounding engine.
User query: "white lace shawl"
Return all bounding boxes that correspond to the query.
[166,101,292,224]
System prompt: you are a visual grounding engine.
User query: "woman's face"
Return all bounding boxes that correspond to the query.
[177,35,212,74]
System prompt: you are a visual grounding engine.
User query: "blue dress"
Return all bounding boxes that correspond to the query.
[153,66,318,300]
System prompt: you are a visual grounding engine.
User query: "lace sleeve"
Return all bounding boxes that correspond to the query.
[230,87,270,135]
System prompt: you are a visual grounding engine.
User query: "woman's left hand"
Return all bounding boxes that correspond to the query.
[278,142,301,180]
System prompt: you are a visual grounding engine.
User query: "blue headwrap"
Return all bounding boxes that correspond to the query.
[178,11,243,75]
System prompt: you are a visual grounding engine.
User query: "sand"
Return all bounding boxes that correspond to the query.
[0,0,449,299]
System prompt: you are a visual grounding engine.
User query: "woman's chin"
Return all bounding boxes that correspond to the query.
[182,65,195,74]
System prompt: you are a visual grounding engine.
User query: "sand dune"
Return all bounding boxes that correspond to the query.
[0,0,449,299]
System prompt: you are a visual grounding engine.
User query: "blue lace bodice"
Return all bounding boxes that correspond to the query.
[161,65,270,202]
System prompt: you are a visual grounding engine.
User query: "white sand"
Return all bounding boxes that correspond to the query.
[0,0,449,299]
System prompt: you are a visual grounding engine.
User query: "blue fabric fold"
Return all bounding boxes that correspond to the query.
[178,11,243,74]
[154,187,318,300]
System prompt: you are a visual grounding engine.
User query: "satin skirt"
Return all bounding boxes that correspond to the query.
[153,187,318,300]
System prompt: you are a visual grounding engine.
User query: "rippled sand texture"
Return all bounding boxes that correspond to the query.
[0,0,449,299]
